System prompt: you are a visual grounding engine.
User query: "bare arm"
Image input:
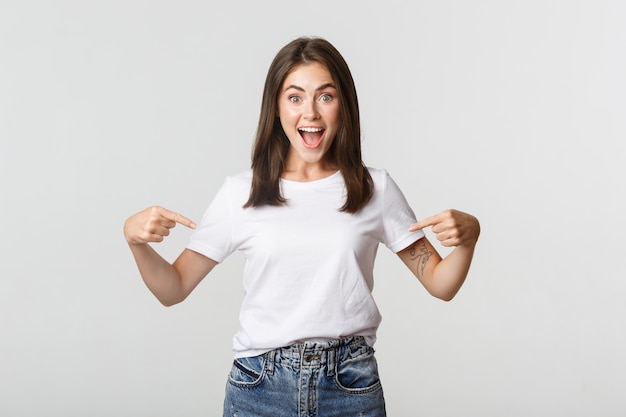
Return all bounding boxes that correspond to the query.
[397,209,480,301]
[124,206,217,306]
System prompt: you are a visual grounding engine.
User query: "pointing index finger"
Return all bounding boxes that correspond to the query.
[408,213,441,232]
[161,208,196,229]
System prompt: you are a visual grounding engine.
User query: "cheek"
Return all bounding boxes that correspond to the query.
[276,104,286,121]
[278,105,298,124]
[325,107,341,130]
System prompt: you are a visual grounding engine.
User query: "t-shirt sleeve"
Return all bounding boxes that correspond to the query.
[381,170,425,253]
[186,178,237,263]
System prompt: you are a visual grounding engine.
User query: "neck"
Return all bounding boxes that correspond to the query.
[282,164,338,182]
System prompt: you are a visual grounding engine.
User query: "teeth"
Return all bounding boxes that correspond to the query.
[298,127,323,133]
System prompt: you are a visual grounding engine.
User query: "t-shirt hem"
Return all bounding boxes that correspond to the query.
[185,243,225,264]
[388,230,425,253]
[232,334,378,359]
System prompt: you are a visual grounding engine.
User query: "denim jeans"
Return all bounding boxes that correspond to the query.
[223,336,386,417]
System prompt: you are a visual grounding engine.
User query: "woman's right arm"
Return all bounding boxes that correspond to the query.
[124,206,218,306]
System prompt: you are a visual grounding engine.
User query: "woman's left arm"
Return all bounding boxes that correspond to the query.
[397,209,480,301]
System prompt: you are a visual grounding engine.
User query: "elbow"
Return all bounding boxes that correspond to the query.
[424,273,466,302]
[437,293,456,302]
[155,293,186,307]
[428,287,459,302]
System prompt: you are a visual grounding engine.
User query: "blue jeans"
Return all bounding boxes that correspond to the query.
[223,336,386,417]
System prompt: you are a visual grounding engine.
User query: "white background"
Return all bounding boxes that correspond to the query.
[1,1,625,416]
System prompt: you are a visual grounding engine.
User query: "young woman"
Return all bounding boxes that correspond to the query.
[124,37,480,417]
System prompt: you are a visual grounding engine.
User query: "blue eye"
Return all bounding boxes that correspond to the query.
[289,96,301,103]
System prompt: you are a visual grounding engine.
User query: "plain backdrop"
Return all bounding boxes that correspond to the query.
[1,1,625,416]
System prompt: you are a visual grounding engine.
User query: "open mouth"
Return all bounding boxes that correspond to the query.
[298,127,325,148]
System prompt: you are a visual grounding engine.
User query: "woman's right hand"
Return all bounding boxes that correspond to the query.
[124,206,196,245]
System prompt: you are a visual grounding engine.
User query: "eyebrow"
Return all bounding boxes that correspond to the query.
[283,82,336,93]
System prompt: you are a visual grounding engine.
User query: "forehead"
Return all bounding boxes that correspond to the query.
[282,62,335,89]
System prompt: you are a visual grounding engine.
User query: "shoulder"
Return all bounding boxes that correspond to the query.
[366,166,391,188]
[366,166,409,200]
[223,169,253,189]
[211,169,252,203]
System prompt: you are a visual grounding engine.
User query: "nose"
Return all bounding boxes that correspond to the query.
[303,101,320,120]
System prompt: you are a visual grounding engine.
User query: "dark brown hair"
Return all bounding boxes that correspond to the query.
[244,37,373,213]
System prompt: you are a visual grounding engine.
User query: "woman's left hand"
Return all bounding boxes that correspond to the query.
[409,209,480,248]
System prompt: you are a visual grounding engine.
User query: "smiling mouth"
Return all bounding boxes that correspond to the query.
[298,127,324,148]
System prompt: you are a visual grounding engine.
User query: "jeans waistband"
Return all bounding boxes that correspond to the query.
[265,336,368,377]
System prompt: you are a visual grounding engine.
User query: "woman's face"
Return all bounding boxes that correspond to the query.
[277,62,340,171]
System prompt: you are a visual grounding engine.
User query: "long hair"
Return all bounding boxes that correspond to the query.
[244,37,373,213]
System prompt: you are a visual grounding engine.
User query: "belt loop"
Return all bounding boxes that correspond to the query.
[266,349,276,375]
[326,346,336,377]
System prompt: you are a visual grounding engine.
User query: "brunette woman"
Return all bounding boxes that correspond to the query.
[124,36,480,417]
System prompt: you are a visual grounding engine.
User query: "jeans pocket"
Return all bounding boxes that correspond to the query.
[335,347,382,394]
[228,355,266,388]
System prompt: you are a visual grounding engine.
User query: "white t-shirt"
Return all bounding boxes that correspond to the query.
[187,167,424,358]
